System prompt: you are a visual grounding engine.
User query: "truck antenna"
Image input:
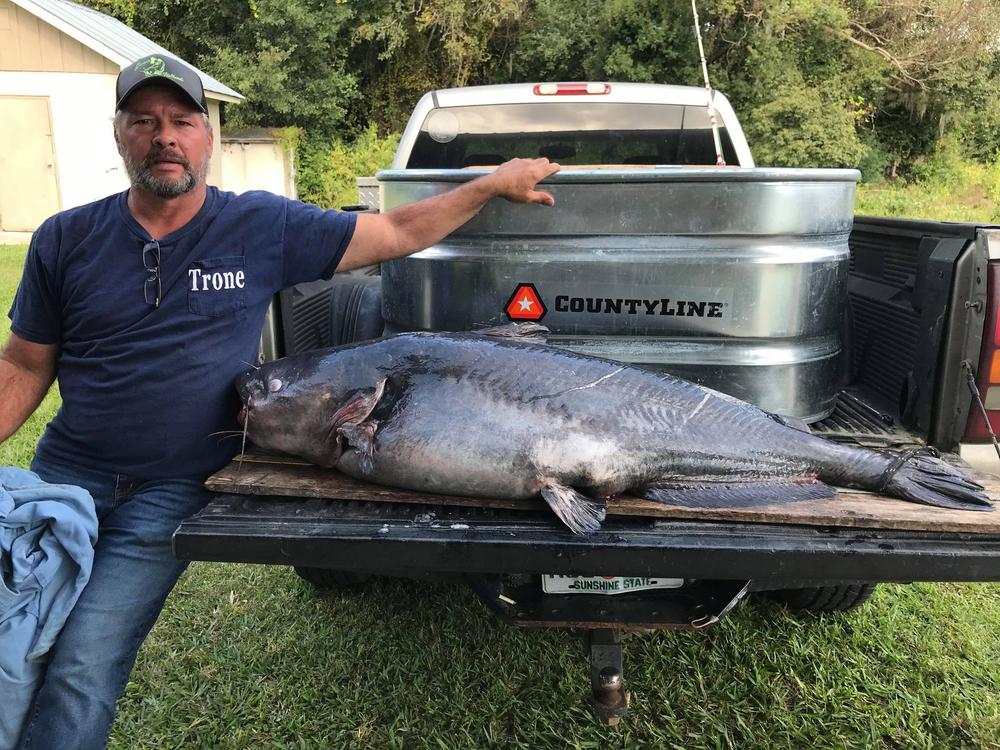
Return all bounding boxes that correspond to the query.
[690,0,726,166]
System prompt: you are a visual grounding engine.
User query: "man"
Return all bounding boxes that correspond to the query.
[0,54,559,749]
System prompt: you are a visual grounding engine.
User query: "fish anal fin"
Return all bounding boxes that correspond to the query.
[540,484,607,535]
[640,478,836,509]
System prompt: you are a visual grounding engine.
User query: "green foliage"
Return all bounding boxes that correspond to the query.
[909,135,966,188]
[86,0,361,137]
[855,130,894,183]
[855,158,1000,222]
[296,125,400,210]
[952,56,1000,163]
[746,85,867,168]
[510,0,706,87]
[81,0,1000,199]
[352,0,530,131]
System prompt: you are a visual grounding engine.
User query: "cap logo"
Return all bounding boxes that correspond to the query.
[134,56,184,83]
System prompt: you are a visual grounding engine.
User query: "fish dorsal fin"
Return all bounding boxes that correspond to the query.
[540,484,606,535]
[768,413,812,433]
[640,478,835,509]
[474,322,550,343]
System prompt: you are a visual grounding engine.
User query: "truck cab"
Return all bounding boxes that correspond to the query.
[394,82,753,169]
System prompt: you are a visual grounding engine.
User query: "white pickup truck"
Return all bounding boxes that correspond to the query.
[176,83,1000,721]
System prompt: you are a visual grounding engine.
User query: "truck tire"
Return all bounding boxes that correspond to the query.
[766,583,878,612]
[294,566,372,590]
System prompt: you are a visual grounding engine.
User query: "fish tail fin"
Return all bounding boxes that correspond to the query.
[884,453,993,512]
[540,484,606,535]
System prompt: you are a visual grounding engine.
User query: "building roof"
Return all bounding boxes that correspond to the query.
[222,128,282,143]
[11,0,243,103]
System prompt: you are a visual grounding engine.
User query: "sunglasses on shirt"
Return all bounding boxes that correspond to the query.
[142,240,160,308]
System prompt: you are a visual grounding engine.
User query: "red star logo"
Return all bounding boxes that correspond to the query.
[505,283,547,321]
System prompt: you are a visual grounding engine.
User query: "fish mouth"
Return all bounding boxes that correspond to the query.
[235,370,259,402]
[237,404,248,426]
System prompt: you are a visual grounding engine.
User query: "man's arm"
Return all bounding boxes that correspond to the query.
[0,333,58,444]
[336,157,560,272]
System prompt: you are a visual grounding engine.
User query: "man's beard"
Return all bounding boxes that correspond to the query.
[121,145,207,198]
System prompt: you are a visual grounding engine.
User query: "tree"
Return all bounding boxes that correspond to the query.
[352,0,530,130]
[85,0,360,137]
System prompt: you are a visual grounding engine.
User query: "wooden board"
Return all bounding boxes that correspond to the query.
[205,452,1000,534]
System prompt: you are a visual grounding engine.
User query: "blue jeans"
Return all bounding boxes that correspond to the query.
[17,457,211,750]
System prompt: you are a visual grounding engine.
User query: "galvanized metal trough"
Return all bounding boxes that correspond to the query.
[379,167,861,421]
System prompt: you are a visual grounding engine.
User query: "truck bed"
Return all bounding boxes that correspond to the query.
[173,218,1000,586]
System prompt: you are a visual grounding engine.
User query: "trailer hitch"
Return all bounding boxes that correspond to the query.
[587,629,628,725]
[466,576,751,723]
[581,581,750,724]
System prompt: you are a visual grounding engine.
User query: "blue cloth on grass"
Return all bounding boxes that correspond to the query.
[0,467,97,749]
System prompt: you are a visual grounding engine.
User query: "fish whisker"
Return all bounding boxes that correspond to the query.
[213,434,244,444]
[241,359,260,371]
[237,410,249,486]
[207,430,245,438]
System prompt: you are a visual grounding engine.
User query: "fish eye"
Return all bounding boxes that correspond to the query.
[267,378,283,393]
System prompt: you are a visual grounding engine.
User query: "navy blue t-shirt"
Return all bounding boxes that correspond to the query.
[9,187,357,479]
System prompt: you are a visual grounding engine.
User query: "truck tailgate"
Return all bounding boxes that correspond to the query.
[173,460,1000,584]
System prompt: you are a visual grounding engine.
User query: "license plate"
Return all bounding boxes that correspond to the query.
[541,575,684,595]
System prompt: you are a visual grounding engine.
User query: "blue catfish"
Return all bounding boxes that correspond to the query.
[235,326,992,535]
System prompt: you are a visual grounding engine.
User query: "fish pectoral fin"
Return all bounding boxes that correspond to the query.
[337,420,379,475]
[475,322,549,342]
[327,379,387,474]
[640,478,837,509]
[540,484,607,535]
[331,378,387,429]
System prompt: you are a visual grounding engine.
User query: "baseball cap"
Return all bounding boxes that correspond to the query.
[116,54,208,114]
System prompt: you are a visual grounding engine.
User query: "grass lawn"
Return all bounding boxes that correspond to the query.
[2,216,1000,749]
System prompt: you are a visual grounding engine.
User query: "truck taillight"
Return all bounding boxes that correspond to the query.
[533,83,611,96]
[964,260,1000,441]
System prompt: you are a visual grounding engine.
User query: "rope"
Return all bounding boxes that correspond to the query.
[876,446,940,493]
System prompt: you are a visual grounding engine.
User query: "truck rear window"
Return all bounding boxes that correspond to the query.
[406,102,739,168]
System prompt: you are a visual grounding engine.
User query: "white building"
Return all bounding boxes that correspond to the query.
[0,0,278,240]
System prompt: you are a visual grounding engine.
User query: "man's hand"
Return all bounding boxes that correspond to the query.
[484,158,561,206]
[338,157,561,271]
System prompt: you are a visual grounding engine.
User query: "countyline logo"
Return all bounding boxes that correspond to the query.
[504,284,727,319]
[135,56,185,83]
[555,295,725,318]
[505,283,546,321]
